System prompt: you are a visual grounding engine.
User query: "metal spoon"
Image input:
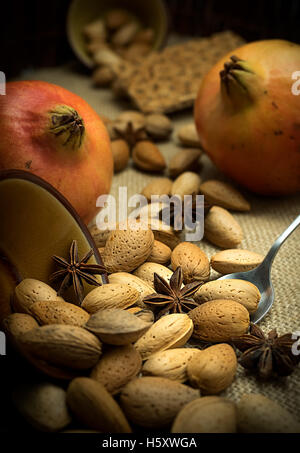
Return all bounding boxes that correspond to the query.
[218,214,300,324]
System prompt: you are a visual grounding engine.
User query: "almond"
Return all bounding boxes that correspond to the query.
[103,221,154,273]
[151,220,181,250]
[85,308,151,345]
[123,43,152,62]
[83,19,106,41]
[116,110,146,127]
[134,313,193,360]
[194,279,261,314]
[90,345,142,395]
[141,178,173,201]
[93,47,123,69]
[177,123,201,147]
[146,240,171,264]
[13,382,71,432]
[111,139,130,172]
[204,206,244,248]
[211,249,264,274]
[67,377,131,433]
[30,300,90,326]
[171,172,201,198]
[3,313,38,339]
[126,307,155,324]
[109,272,154,308]
[171,397,237,433]
[19,325,102,370]
[82,283,139,314]
[189,300,250,343]
[237,394,300,433]
[132,141,166,172]
[145,113,173,140]
[199,180,250,211]
[89,224,110,247]
[171,242,210,283]
[120,376,200,428]
[169,148,202,178]
[133,28,155,45]
[133,262,173,288]
[12,279,64,314]
[112,21,139,47]
[92,66,115,87]
[142,348,199,382]
[187,344,237,394]
[86,39,106,56]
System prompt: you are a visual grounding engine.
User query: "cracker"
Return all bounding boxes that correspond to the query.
[123,31,245,113]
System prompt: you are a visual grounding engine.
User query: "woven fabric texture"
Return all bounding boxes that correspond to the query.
[18,62,300,421]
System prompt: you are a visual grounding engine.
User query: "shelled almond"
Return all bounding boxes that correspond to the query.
[19,325,102,370]
[194,279,261,314]
[30,300,90,327]
[146,240,172,264]
[171,242,210,283]
[134,314,193,360]
[210,249,264,274]
[134,262,173,288]
[199,180,251,211]
[90,345,142,395]
[120,377,200,428]
[187,344,237,394]
[142,348,199,382]
[103,220,154,272]
[204,206,244,248]
[82,283,139,314]
[189,300,250,343]
[85,308,151,345]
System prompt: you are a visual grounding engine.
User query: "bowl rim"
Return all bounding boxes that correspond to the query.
[66,0,169,68]
[0,169,108,283]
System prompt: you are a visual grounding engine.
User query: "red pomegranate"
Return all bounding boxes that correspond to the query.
[0,81,113,223]
[194,40,300,195]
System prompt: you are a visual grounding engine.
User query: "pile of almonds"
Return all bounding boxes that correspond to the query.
[83,9,154,88]
[105,111,206,177]
[3,210,299,433]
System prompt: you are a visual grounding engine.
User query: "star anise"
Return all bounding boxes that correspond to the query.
[50,240,107,305]
[233,323,300,380]
[143,267,202,317]
[159,193,212,231]
[114,121,148,150]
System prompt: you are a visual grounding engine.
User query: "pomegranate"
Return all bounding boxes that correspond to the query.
[0,81,113,223]
[194,40,300,195]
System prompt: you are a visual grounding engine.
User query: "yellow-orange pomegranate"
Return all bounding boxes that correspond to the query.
[0,81,113,223]
[194,40,300,195]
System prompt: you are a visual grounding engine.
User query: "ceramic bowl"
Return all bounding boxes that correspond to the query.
[0,170,106,325]
[67,0,168,67]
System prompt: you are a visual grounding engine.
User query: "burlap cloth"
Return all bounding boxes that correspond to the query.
[18,58,300,421]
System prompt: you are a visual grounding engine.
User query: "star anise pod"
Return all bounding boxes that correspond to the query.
[233,323,300,380]
[113,121,148,150]
[143,266,202,317]
[159,193,212,231]
[50,240,107,305]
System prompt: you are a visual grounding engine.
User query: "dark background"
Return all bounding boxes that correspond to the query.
[1,0,300,78]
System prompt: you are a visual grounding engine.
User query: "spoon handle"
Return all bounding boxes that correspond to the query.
[261,214,300,270]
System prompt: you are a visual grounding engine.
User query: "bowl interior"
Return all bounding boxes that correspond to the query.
[67,0,168,67]
[0,170,103,324]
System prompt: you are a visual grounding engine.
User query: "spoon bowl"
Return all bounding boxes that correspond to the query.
[218,215,300,324]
